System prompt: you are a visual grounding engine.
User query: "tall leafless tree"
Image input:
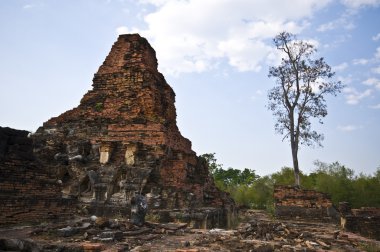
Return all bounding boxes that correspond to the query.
[268,32,343,187]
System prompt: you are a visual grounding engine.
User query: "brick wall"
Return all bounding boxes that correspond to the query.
[0,127,75,225]
[274,185,338,222]
[339,203,380,240]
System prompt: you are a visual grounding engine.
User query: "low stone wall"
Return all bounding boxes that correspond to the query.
[0,127,76,225]
[274,185,338,222]
[339,203,380,240]
[145,207,237,229]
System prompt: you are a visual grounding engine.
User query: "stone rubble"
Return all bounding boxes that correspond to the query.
[1,210,378,251]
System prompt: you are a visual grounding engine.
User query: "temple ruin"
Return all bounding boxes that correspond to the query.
[0,34,234,228]
[1,34,379,251]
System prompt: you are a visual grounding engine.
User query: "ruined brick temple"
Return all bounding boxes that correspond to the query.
[0,34,234,227]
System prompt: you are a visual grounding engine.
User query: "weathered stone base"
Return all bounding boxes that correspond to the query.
[274,185,339,222]
[340,203,380,240]
[275,205,338,222]
[84,201,236,229]
[86,201,129,217]
[344,215,380,240]
[0,196,76,225]
[0,127,76,226]
[146,207,237,229]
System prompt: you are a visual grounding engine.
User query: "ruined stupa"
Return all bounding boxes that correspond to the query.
[31,34,234,227]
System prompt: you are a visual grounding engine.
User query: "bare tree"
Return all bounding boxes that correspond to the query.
[267,32,343,187]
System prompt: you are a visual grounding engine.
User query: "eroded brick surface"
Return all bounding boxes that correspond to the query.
[28,34,233,226]
[0,127,75,225]
[274,185,338,222]
[339,203,380,240]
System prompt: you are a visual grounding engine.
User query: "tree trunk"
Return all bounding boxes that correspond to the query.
[291,140,300,187]
[290,108,301,188]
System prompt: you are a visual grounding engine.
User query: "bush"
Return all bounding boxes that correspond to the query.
[201,153,380,211]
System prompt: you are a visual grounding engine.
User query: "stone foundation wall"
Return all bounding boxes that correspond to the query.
[339,203,380,240]
[274,185,338,222]
[0,127,75,225]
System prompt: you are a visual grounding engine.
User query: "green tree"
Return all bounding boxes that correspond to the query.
[200,153,261,207]
[199,153,222,175]
[267,32,343,187]
[351,173,380,207]
[213,167,259,188]
[251,176,274,211]
[313,161,354,205]
[270,166,315,189]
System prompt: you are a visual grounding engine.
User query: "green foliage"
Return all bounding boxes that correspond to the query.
[271,167,316,189]
[213,167,259,188]
[311,161,380,208]
[312,161,354,205]
[201,153,271,209]
[94,102,104,112]
[199,153,222,175]
[269,161,380,208]
[251,176,274,212]
[200,153,380,211]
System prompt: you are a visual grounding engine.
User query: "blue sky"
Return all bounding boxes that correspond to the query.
[1,0,380,176]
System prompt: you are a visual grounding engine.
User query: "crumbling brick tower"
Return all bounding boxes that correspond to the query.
[32,34,234,227]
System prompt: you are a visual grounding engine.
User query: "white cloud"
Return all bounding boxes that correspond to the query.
[317,15,355,32]
[318,1,380,33]
[375,47,380,59]
[217,38,270,72]
[333,62,349,72]
[118,0,332,75]
[373,32,380,41]
[337,124,358,132]
[23,4,34,9]
[341,0,380,9]
[337,75,353,85]
[369,103,380,109]
[343,87,372,104]
[322,34,352,49]
[250,90,264,101]
[363,77,380,89]
[139,0,170,6]
[317,21,336,32]
[352,58,369,65]
[116,26,129,35]
[355,48,380,74]
[116,26,140,35]
[372,66,380,74]
[256,90,264,96]
[316,2,368,34]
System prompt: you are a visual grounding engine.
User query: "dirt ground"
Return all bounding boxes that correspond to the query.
[0,210,379,252]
